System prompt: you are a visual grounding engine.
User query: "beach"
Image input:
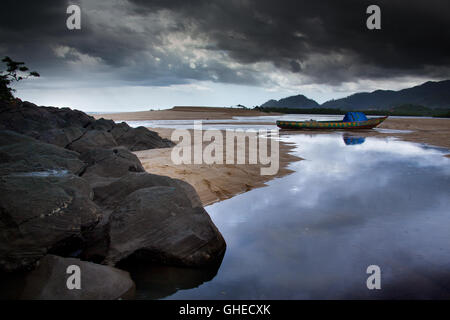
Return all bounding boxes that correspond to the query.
[94,107,450,299]
[374,117,450,150]
[95,108,450,205]
[97,106,281,121]
[135,130,300,206]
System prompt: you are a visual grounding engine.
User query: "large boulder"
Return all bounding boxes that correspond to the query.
[0,131,100,272]
[111,123,174,151]
[106,186,225,267]
[93,172,202,208]
[80,147,144,178]
[0,130,85,176]
[87,173,225,267]
[0,255,135,299]
[0,101,226,278]
[67,130,117,154]
[0,174,101,272]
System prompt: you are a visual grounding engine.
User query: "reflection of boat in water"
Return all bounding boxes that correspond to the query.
[276,112,387,130]
[343,134,365,145]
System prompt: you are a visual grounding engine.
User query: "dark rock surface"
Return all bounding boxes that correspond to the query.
[111,124,173,151]
[86,173,225,266]
[0,100,173,151]
[0,162,101,271]
[0,130,85,176]
[67,130,118,154]
[0,100,226,297]
[0,255,135,299]
[106,185,225,267]
[81,173,225,266]
[93,172,200,207]
[79,147,145,188]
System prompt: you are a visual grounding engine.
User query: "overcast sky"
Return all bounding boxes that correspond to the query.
[1,0,449,112]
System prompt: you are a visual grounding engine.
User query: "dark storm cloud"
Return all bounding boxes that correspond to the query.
[129,0,450,83]
[0,1,65,66]
[0,0,266,86]
[1,0,449,88]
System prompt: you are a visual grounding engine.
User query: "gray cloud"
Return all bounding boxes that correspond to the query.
[129,0,450,83]
[1,0,449,90]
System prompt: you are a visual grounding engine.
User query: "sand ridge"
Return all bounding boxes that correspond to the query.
[135,128,301,206]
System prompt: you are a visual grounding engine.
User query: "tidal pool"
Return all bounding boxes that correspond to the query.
[127,133,450,299]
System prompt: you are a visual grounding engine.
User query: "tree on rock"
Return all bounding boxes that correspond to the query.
[0,56,40,102]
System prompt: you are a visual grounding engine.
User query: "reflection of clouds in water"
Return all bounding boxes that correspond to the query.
[281,135,449,214]
[286,133,447,160]
[157,134,450,299]
[284,134,450,175]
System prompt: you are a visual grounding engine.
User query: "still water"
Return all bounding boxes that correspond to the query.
[126,133,450,299]
[118,114,435,131]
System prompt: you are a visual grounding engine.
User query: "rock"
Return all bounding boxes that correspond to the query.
[0,101,173,152]
[67,130,118,154]
[79,217,111,264]
[0,255,135,299]
[0,130,102,271]
[111,123,174,151]
[82,172,203,263]
[88,172,225,267]
[79,147,144,188]
[36,127,86,148]
[0,130,85,176]
[0,99,10,110]
[0,173,100,272]
[0,102,92,134]
[86,118,115,131]
[0,100,226,274]
[106,186,225,267]
[93,172,201,208]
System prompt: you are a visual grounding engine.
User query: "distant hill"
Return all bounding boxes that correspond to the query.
[261,94,319,108]
[260,80,450,110]
[322,80,450,110]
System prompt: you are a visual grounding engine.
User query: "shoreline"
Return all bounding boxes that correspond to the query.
[96,109,450,205]
[135,128,301,206]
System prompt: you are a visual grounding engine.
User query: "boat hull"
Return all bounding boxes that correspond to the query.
[276,116,388,130]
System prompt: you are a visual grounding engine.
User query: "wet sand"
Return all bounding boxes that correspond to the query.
[276,117,450,150]
[97,108,450,205]
[378,117,450,150]
[135,129,300,206]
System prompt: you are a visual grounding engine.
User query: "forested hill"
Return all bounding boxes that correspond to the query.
[260,80,450,110]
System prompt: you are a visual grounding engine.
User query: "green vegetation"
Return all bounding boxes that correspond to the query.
[255,104,450,118]
[0,56,40,102]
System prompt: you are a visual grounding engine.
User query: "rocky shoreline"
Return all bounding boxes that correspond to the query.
[0,100,226,299]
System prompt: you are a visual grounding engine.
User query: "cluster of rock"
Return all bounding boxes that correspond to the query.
[0,100,226,299]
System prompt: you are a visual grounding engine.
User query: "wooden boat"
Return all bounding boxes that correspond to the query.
[276,116,388,130]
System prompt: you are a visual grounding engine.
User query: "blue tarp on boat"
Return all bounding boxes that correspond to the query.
[343,112,368,122]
